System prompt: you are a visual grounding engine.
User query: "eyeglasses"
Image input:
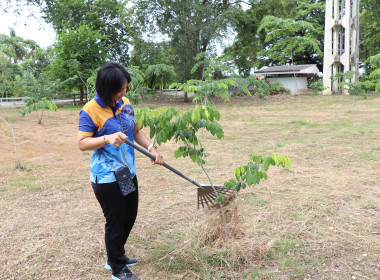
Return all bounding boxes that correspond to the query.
[118,85,131,93]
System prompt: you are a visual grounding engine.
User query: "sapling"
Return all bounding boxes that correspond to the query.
[136,105,229,228]
[16,72,58,124]
[224,154,291,194]
[136,56,291,236]
[136,104,291,236]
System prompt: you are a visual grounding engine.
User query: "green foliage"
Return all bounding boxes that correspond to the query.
[308,81,326,94]
[134,0,240,82]
[363,53,380,93]
[124,64,176,104]
[224,154,291,192]
[130,39,173,71]
[170,54,251,104]
[34,0,131,65]
[170,78,239,105]
[333,71,367,96]
[145,64,176,90]
[243,76,285,98]
[345,82,366,96]
[20,97,58,117]
[136,105,224,165]
[360,0,380,70]
[333,71,355,82]
[257,16,322,68]
[50,24,108,94]
[224,0,303,75]
[0,28,39,64]
[21,48,52,79]
[0,53,23,97]
[191,53,234,81]
[17,72,58,124]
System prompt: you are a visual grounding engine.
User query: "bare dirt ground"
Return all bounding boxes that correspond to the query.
[0,94,379,280]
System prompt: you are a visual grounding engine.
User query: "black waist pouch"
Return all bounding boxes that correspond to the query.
[114,166,136,196]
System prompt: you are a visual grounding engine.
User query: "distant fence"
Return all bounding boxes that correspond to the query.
[155,88,182,96]
[0,93,88,108]
[71,93,88,105]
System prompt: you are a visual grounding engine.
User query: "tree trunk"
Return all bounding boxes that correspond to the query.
[183,59,189,102]
[80,87,84,102]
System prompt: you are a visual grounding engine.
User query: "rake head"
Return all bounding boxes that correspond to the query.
[197,184,236,209]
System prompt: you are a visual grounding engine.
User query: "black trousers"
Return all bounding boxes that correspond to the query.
[92,176,138,274]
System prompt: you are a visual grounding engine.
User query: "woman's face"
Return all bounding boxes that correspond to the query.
[113,80,129,104]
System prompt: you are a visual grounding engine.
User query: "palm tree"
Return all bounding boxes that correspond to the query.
[0,28,39,64]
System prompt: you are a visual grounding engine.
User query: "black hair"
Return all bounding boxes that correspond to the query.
[95,61,131,107]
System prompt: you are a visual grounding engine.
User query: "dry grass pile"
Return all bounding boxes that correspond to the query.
[196,200,268,268]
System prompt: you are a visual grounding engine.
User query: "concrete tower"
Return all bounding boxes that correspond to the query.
[323,0,360,94]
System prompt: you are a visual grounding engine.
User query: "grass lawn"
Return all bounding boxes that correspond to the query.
[0,94,379,279]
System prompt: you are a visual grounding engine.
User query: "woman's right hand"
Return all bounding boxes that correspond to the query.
[105,132,127,147]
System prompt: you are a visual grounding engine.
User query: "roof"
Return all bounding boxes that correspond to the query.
[255,64,319,75]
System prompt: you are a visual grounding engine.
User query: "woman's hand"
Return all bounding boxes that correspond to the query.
[106,132,127,147]
[150,147,164,165]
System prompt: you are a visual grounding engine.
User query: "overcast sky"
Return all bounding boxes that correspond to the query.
[0,1,56,48]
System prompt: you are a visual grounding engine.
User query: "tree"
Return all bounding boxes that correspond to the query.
[257,16,322,69]
[49,24,109,101]
[170,53,243,105]
[248,0,325,69]
[0,27,39,64]
[21,47,52,78]
[134,0,241,84]
[20,0,131,65]
[17,71,58,124]
[144,64,176,90]
[293,0,325,70]
[363,53,380,93]
[130,39,173,69]
[360,0,380,73]
[0,53,23,97]
[223,0,298,76]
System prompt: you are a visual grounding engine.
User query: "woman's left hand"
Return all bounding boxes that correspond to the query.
[150,148,164,165]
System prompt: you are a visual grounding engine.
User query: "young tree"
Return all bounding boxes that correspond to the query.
[17,72,58,124]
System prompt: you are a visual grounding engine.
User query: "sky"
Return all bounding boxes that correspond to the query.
[0,1,56,48]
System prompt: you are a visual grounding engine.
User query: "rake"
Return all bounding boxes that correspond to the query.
[125,139,235,209]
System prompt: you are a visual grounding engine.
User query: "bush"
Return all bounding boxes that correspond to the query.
[309,81,326,94]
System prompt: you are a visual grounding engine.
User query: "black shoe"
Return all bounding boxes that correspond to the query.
[105,257,138,271]
[125,257,138,267]
[112,267,140,280]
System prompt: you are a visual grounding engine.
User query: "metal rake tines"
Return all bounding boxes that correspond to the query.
[197,185,236,209]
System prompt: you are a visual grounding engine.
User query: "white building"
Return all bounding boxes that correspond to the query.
[322,0,360,94]
[255,64,320,94]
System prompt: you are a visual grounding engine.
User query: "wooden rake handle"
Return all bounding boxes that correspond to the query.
[125,139,202,188]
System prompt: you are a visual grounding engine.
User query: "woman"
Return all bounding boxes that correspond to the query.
[77,62,163,280]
